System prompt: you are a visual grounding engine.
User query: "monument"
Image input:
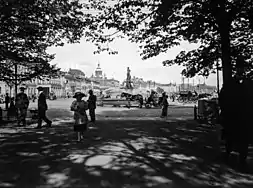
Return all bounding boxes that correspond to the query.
[125,67,133,89]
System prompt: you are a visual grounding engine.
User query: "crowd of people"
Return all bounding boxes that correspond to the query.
[2,86,52,128]
[2,87,97,137]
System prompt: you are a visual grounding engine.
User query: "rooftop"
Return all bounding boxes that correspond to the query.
[68,68,85,77]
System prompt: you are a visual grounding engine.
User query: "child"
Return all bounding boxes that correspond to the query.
[70,92,88,141]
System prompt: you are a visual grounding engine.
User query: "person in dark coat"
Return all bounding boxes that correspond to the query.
[5,93,10,110]
[36,86,52,129]
[160,92,169,118]
[15,86,29,126]
[7,97,16,120]
[87,89,97,123]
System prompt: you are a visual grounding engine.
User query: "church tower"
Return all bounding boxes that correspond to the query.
[95,63,103,78]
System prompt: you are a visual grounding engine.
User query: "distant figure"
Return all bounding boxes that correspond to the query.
[99,91,104,99]
[37,86,52,129]
[160,92,169,118]
[5,93,10,110]
[7,97,16,120]
[70,91,89,141]
[15,86,29,126]
[138,95,144,108]
[88,90,97,123]
[171,94,175,102]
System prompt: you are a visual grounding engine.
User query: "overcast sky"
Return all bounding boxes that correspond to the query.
[47,37,222,86]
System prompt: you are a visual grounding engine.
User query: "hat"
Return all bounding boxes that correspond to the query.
[37,86,43,91]
[73,92,86,98]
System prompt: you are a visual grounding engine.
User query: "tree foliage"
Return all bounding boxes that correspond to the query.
[85,0,253,83]
[0,0,87,84]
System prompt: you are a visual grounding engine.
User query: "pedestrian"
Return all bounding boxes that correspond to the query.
[5,93,10,110]
[139,95,144,108]
[88,89,97,123]
[7,97,16,120]
[172,94,175,102]
[15,85,29,126]
[70,91,88,141]
[36,86,52,129]
[160,92,169,118]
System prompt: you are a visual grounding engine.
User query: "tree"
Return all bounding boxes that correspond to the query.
[85,0,253,84]
[0,0,88,88]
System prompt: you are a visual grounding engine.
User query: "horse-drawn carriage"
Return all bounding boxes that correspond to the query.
[97,91,144,108]
[144,90,162,108]
[177,91,197,102]
[177,91,213,103]
[120,92,143,108]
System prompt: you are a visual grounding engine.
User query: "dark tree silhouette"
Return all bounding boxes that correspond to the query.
[84,0,253,84]
[0,0,88,84]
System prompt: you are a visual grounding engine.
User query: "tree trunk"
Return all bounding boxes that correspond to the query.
[14,64,18,97]
[218,0,233,85]
[220,27,232,85]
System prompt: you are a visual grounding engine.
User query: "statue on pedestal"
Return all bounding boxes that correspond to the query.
[126,67,133,89]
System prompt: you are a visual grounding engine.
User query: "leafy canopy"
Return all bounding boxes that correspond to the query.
[0,0,87,85]
[84,0,253,80]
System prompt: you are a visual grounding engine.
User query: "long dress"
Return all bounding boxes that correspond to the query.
[70,100,88,132]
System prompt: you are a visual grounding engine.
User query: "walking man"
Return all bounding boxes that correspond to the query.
[88,89,97,123]
[160,92,169,118]
[5,93,10,110]
[15,86,29,126]
[37,86,52,129]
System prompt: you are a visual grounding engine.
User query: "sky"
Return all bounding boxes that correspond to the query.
[47,37,222,86]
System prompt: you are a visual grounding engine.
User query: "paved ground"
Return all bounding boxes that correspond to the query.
[1,98,195,123]
[0,99,253,188]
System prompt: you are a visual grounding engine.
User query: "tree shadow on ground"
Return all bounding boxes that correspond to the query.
[0,117,253,188]
[0,108,73,127]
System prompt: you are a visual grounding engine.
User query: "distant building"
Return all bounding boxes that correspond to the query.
[0,81,8,96]
[156,83,178,93]
[64,68,86,94]
[90,63,120,88]
[196,83,216,93]
[95,63,103,78]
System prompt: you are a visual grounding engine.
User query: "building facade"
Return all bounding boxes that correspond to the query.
[90,63,120,88]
